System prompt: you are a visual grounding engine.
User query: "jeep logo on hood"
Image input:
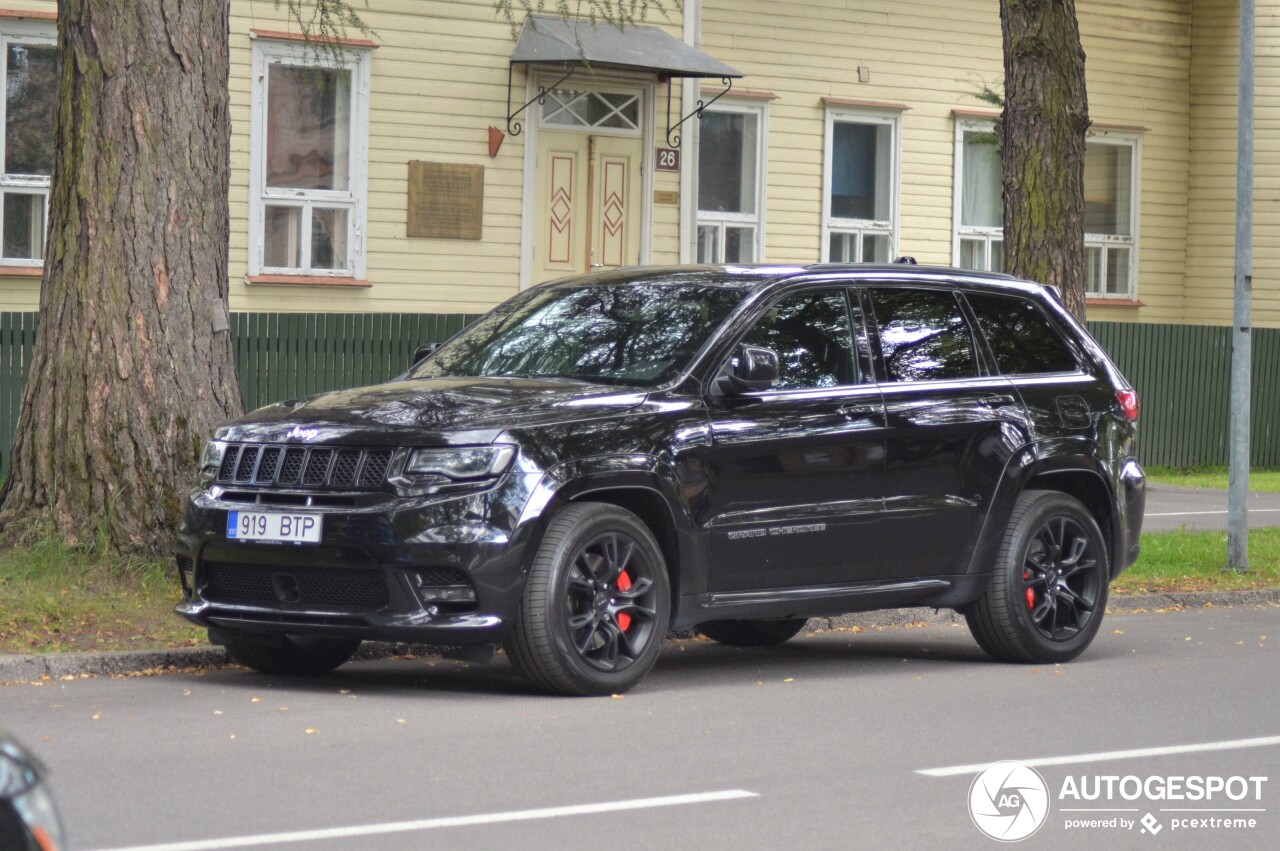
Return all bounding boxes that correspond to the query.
[286,426,321,442]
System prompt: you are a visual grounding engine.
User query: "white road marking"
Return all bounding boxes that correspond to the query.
[1146,508,1280,517]
[917,735,1280,778]
[89,790,758,851]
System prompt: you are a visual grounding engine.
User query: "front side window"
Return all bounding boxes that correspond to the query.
[697,103,765,263]
[824,110,898,263]
[250,40,371,278]
[741,290,856,389]
[416,282,744,387]
[867,288,978,382]
[0,24,56,265]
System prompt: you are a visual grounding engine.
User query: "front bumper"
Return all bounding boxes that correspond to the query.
[174,479,539,646]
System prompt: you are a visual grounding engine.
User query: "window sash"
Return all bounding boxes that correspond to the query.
[250,40,369,278]
[696,102,766,263]
[0,25,56,266]
[953,119,1139,295]
[823,109,898,262]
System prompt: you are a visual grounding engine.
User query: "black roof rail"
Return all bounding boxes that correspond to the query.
[893,256,917,265]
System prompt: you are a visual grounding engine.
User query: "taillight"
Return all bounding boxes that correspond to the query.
[1116,389,1139,421]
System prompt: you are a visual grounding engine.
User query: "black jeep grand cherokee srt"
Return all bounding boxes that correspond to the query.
[176,264,1145,695]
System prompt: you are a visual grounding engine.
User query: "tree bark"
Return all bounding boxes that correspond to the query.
[0,0,243,552]
[999,0,1091,318]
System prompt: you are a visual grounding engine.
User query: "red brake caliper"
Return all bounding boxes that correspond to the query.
[1023,570,1035,609]
[616,570,633,631]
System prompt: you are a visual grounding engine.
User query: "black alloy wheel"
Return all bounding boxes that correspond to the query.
[965,490,1110,664]
[1020,515,1102,642]
[507,502,670,695]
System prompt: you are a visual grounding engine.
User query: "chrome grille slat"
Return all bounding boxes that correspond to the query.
[216,443,394,490]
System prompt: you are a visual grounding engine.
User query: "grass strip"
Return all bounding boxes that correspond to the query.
[1114,527,1280,594]
[1144,466,1280,492]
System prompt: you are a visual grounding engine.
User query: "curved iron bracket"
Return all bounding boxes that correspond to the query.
[666,76,733,148]
[507,63,577,137]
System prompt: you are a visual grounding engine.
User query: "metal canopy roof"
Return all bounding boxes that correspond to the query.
[510,15,741,79]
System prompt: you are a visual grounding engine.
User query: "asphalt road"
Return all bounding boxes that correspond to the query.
[2,603,1277,850]
[1143,483,1280,532]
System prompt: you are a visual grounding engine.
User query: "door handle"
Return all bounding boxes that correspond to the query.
[838,403,880,419]
[979,394,1016,406]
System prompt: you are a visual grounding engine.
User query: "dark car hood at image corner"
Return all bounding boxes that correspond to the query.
[217,376,650,445]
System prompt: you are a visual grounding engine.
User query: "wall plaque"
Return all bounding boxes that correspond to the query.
[654,190,680,206]
[408,161,484,239]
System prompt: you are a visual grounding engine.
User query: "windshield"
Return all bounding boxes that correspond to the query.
[413,282,744,386]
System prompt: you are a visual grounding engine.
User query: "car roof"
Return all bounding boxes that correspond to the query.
[539,263,1053,300]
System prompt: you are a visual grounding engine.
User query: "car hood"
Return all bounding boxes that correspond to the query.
[216,377,648,446]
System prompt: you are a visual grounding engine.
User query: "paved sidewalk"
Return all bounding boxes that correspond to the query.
[3,588,1277,684]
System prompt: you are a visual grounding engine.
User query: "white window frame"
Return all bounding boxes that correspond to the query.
[248,37,371,279]
[821,107,901,263]
[0,19,56,267]
[952,117,1003,273]
[952,119,1142,299]
[1084,130,1141,300]
[696,99,768,263]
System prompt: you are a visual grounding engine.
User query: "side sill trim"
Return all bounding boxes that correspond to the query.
[700,578,950,608]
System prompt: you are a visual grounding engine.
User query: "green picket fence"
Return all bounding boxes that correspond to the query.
[0,312,1278,478]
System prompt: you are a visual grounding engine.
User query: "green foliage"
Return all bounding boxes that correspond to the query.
[494,1,682,36]
[276,0,373,41]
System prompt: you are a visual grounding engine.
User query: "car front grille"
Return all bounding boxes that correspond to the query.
[217,444,394,490]
[204,562,390,610]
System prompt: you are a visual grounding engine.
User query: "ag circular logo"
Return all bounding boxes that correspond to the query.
[968,761,1051,842]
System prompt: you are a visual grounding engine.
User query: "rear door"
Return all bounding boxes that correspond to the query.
[862,285,1028,580]
[702,286,886,591]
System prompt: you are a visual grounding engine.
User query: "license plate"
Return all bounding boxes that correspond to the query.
[226,511,323,544]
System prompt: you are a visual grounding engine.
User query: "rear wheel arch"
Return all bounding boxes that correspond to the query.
[1023,467,1115,566]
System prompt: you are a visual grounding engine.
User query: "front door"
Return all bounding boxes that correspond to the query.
[700,288,886,591]
[534,86,645,281]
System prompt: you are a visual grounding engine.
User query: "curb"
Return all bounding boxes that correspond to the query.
[3,589,1278,683]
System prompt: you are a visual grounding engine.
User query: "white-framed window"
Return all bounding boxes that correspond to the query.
[952,118,1004,273]
[953,119,1141,298]
[822,108,900,263]
[0,20,56,266]
[249,38,371,279]
[1084,132,1140,298]
[696,101,766,263]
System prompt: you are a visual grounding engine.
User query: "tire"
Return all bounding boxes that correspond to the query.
[222,632,362,676]
[965,490,1110,664]
[698,618,808,647]
[506,502,671,696]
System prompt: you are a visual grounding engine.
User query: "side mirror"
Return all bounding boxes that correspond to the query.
[411,341,442,368]
[715,344,780,396]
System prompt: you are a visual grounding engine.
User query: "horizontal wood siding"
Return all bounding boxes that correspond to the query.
[700,0,1193,325]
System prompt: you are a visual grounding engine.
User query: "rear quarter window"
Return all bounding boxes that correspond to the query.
[965,291,1080,375]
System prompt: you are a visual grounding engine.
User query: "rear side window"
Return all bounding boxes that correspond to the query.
[866,288,978,382]
[741,289,856,389]
[966,292,1080,375]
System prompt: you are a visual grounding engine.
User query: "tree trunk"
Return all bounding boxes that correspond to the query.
[0,0,243,553]
[999,0,1091,319]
